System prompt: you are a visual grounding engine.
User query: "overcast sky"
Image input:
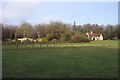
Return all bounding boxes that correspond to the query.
[1,0,119,25]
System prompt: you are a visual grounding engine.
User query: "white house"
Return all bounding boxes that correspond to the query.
[17,38,33,42]
[86,31,103,40]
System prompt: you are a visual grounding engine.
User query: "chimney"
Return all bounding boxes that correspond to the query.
[90,31,93,34]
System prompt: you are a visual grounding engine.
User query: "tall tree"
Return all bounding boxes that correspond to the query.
[0,24,2,41]
[35,24,46,38]
[18,21,33,38]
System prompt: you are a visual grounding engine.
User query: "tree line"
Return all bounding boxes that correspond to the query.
[1,21,119,43]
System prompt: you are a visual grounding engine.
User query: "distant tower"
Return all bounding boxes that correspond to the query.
[74,21,76,27]
[90,31,93,34]
[37,32,40,39]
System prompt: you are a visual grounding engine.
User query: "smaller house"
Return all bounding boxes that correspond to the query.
[17,38,33,42]
[86,31,103,40]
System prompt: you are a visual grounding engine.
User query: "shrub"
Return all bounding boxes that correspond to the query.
[112,37,118,40]
[51,39,58,43]
[70,34,90,43]
[64,34,71,41]
[39,38,47,43]
[5,41,21,45]
[59,34,65,43]
[59,34,71,43]
[46,34,53,41]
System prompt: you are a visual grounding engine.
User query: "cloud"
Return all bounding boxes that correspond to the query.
[2,2,39,21]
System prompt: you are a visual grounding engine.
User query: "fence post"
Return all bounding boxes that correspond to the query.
[109,43,111,46]
[54,42,55,47]
[72,42,73,47]
[40,42,42,48]
[32,42,34,48]
[9,43,10,48]
[60,43,61,47]
[66,42,67,47]
[24,42,26,47]
[47,42,48,47]
[16,43,18,48]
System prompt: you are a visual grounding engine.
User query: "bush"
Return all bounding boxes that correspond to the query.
[5,41,21,45]
[64,34,71,41]
[112,37,118,40]
[46,34,53,41]
[59,34,71,43]
[39,38,47,43]
[59,34,65,43]
[70,34,90,43]
[51,39,58,43]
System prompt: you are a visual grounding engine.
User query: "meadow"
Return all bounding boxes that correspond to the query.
[2,40,118,78]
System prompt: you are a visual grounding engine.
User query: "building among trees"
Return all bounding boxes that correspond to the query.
[17,38,33,42]
[86,31,103,40]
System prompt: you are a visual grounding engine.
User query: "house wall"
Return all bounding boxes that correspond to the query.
[86,32,103,40]
[99,34,103,40]
[90,34,103,40]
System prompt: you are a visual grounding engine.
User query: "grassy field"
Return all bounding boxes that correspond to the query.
[2,40,118,78]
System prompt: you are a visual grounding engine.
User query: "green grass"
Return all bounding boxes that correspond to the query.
[3,46,118,78]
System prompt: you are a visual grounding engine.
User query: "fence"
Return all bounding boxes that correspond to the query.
[2,41,113,49]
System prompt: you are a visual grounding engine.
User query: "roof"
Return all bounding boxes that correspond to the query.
[18,38,33,41]
[89,33,101,37]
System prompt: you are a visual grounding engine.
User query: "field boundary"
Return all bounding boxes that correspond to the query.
[2,41,118,49]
